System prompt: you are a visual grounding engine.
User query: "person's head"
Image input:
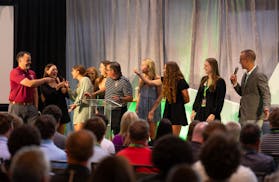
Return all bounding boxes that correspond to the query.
[43,63,58,78]
[8,125,41,157]
[166,164,200,182]
[99,60,111,77]
[10,146,50,182]
[163,61,184,103]
[152,135,193,175]
[94,113,109,126]
[240,123,260,150]
[204,58,220,77]
[16,51,31,71]
[269,108,279,128]
[120,111,139,136]
[155,118,173,140]
[5,113,23,129]
[187,120,199,142]
[200,133,241,181]
[83,117,106,143]
[239,49,256,70]
[34,114,56,140]
[202,121,226,142]
[0,113,13,137]
[66,130,95,164]
[71,65,86,79]
[141,58,157,80]
[92,156,135,182]
[192,122,208,143]
[128,120,149,143]
[107,61,122,79]
[225,121,241,142]
[85,66,99,85]
[42,104,62,125]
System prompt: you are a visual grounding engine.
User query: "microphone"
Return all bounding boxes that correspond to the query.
[233,67,239,75]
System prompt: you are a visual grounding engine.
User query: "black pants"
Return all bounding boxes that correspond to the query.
[111,106,127,135]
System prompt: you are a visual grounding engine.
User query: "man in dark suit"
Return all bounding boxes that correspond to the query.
[230,49,271,126]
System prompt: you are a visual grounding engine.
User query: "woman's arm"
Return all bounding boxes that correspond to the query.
[134,70,162,86]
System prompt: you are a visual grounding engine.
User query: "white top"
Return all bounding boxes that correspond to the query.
[100,138,115,154]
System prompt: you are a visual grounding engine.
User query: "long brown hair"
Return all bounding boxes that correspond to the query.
[200,58,220,92]
[162,61,184,103]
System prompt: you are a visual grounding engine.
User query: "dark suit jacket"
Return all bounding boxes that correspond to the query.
[234,66,271,123]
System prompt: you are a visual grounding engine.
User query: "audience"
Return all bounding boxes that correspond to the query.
[149,118,173,146]
[166,164,200,182]
[240,123,275,175]
[51,130,95,182]
[260,108,279,165]
[95,113,116,154]
[193,133,257,182]
[190,122,208,162]
[112,111,139,152]
[0,113,13,160]
[202,121,227,141]
[42,105,66,150]
[83,117,111,163]
[186,120,199,142]
[34,114,66,161]
[5,113,23,129]
[91,156,135,182]
[226,121,241,142]
[10,146,50,182]
[141,135,193,182]
[117,120,155,173]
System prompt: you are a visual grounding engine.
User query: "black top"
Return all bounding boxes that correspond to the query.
[193,77,226,121]
[163,79,189,126]
[41,83,70,124]
[51,164,90,182]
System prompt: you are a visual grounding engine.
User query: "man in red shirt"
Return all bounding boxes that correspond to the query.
[8,51,53,124]
[117,120,156,173]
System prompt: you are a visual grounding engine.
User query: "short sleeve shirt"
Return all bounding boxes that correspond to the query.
[9,67,36,103]
[105,76,133,106]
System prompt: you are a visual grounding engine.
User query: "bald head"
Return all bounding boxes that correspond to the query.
[192,122,208,143]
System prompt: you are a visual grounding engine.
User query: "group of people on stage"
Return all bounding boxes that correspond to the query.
[8,49,271,137]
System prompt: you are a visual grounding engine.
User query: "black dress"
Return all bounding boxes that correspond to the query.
[163,79,189,126]
[41,83,71,124]
[192,77,226,121]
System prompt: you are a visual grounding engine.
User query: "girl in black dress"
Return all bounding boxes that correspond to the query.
[191,58,226,122]
[41,64,70,134]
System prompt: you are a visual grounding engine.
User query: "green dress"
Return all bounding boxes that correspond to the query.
[69,77,93,124]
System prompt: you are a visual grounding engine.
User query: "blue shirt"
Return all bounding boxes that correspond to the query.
[40,139,66,161]
[0,136,10,160]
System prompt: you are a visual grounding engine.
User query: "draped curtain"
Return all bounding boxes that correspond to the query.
[66,0,278,102]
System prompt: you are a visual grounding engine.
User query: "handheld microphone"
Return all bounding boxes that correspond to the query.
[233,67,239,75]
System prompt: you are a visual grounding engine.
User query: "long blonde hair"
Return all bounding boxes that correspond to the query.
[162,61,184,104]
[139,58,157,88]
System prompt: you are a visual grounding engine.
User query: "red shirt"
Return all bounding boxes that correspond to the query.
[117,146,157,173]
[9,67,36,103]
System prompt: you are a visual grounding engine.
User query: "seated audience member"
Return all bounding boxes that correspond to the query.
[260,108,279,164]
[141,135,193,182]
[202,121,227,141]
[34,115,66,161]
[186,120,199,142]
[193,133,257,182]
[113,111,139,152]
[10,146,50,182]
[240,123,275,175]
[42,105,66,149]
[51,130,95,182]
[166,164,200,182]
[5,113,23,129]
[117,120,154,173]
[149,118,172,146]
[95,113,115,154]
[191,122,208,162]
[0,113,13,160]
[83,117,111,163]
[226,121,241,142]
[92,156,135,182]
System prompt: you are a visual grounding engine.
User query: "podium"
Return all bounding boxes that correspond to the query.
[85,99,122,139]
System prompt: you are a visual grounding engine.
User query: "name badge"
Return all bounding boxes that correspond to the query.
[201,98,206,107]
